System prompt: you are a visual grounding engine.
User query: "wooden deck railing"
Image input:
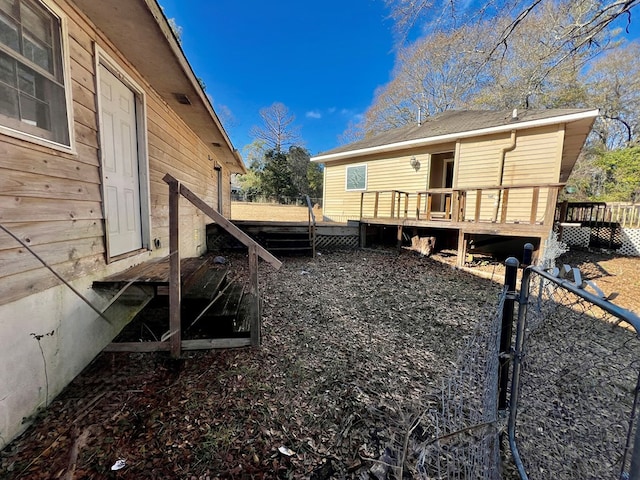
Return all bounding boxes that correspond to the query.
[164,173,282,357]
[360,183,564,226]
[556,201,640,228]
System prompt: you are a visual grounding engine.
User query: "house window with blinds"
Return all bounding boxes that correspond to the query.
[0,0,69,146]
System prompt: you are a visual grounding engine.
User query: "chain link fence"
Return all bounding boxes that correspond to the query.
[508,265,640,479]
[409,288,507,478]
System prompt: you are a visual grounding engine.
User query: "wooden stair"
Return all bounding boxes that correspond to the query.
[182,268,250,339]
[97,255,254,349]
[208,222,313,255]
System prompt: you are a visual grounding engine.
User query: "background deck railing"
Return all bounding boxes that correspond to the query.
[360,183,564,226]
[557,201,640,228]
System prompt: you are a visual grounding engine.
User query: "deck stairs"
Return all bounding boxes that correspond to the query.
[208,221,313,255]
[94,255,253,346]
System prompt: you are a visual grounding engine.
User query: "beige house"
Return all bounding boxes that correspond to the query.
[0,0,245,448]
[312,109,598,262]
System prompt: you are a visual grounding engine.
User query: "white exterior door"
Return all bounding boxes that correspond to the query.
[99,64,143,257]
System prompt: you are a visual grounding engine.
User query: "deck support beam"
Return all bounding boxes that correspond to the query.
[456,230,468,268]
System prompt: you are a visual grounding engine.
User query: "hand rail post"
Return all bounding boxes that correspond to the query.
[248,244,260,346]
[404,193,409,218]
[167,175,182,358]
[360,192,364,219]
[416,192,422,219]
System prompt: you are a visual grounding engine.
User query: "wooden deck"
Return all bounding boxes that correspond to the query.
[93,256,213,291]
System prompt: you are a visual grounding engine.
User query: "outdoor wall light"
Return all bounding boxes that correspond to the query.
[410,156,421,172]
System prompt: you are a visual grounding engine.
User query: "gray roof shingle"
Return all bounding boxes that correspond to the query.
[317,109,593,157]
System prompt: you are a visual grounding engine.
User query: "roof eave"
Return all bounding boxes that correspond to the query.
[311,109,600,164]
[142,0,245,173]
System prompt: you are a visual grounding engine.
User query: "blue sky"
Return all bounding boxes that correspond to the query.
[158,0,396,157]
[158,1,640,159]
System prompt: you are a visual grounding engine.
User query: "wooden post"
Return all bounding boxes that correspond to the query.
[403,193,409,218]
[390,191,396,218]
[359,222,367,248]
[248,244,260,347]
[396,224,403,249]
[530,187,540,224]
[445,195,451,220]
[416,193,422,219]
[451,192,459,222]
[426,194,433,220]
[360,192,364,219]
[168,176,182,358]
[543,186,560,226]
[500,189,510,223]
[456,229,467,268]
[373,192,379,218]
[475,189,482,223]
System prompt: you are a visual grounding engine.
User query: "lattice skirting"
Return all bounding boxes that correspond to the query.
[561,226,640,256]
[316,235,359,250]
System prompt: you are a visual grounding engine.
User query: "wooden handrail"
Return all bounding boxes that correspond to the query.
[163,173,282,357]
[305,194,316,257]
[164,174,282,269]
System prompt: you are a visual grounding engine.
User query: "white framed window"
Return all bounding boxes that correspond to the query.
[345,164,367,191]
[0,0,71,148]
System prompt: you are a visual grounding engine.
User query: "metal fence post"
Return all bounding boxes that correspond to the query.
[499,257,519,411]
[522,242,534,267]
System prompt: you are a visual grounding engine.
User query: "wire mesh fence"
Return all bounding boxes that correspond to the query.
[409,288,507,479]
[508,266,640,479]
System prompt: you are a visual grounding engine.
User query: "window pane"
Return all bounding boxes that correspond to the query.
[0,51,15,85]
[0,82,18,118]
[0,11,19,51]
[17,63,34,94]
[346,165,367,190]
[22,32,51,71]
[20,1,50,46]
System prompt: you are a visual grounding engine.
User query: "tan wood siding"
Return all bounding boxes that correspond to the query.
[322,147,454,221]
[457,126,562,223]
[0,0,233,306]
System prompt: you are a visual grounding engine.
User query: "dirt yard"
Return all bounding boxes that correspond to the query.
[1,248,638,479]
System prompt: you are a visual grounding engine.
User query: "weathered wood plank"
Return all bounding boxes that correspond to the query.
[0,196,103,222]
[0,146,100,181]
[75,121,99,149]
[71,78,96,119]
[0,219,102,251]
[0,169,101,201]
[103,341,170,353]
[0,235,104,278]
[73,100,98,132]
[0,253,105,306]
[248,244,260,346]
[69,46,95,94]
[182,338,251,350]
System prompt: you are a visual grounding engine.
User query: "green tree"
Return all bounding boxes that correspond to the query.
[593,146,640,201]
[261,149,298,202]
[307,162,324,200]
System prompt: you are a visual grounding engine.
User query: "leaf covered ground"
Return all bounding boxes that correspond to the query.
[1,247,638,479]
